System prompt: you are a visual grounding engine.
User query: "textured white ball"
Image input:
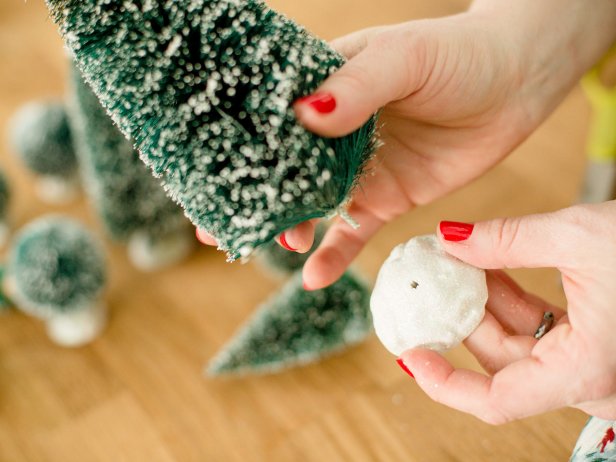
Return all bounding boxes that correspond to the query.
[370,234,487,355]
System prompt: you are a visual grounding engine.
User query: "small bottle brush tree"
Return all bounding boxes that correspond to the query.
[8,101,79,204]
[207,271,372,375]
[0,169,9,248]
[46,0,379,261]
[67,65,193,271]
[3,216,107,347]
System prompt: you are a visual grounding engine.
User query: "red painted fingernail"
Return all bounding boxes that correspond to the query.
[303,281,310,291]
[279,232,297,252]
[439,221,474,242]
[396,358,414,379]
[295,92,336,114]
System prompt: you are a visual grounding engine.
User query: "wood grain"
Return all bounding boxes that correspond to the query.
[0,1,591,460]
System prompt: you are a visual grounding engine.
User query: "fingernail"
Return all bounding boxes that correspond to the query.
[295,92,336,114]
[303,281,311,291]
[195,228,204,244]
[279,232,297,252]
[439,221,474,242]
[396,358,414,378]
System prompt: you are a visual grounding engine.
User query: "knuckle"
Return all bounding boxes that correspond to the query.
[333,63,374,95]
[484,380,514,425]
[552,204,616,263]
[488,217,522,266]
[368,30,396,50]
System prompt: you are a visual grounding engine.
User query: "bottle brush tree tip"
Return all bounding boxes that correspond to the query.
[207,270,372,376]
[45,0,379,262]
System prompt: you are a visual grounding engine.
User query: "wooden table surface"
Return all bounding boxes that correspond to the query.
[0,1,591,460]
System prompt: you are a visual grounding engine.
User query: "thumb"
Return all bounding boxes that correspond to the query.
[436,209,586,270]
[294,30,426,138]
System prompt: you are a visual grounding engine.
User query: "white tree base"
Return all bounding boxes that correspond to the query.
[35,175,79,205]
[127,230,194,271]
[46,301,107,347]
[0,222,8,249]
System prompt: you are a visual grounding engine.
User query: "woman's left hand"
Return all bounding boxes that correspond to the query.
[398,201,616,424]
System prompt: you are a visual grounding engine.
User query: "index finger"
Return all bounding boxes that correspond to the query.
[398,324,582,424]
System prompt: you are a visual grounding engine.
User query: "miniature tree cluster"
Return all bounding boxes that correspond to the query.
[47,0,379,261]
[67,65,192,270]
[208,271,372,375]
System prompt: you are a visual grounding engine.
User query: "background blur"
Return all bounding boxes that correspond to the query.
[0,0,591,461]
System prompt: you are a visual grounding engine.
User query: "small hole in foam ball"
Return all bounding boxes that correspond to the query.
[410,281,418,289]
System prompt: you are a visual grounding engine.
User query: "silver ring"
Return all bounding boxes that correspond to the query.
[534,311,554,339]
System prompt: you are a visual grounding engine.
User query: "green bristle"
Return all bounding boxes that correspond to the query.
[46,0,379,261]
[9,101,78,178]
[7,216,106,318]
[67,64,188,242]
[207,271,372,375]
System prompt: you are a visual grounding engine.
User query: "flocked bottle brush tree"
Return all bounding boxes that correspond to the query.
[208,271,372,375]
[208,223,373,375]
[2,216,107,347]
[8,101,80,204]
[67,65,194,271]
[45,0,379,260]
[45,0,381,373]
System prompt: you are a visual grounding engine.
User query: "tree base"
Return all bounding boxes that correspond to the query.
[45,301,107,347]
[35,175,79,205]
[127,229,194,271]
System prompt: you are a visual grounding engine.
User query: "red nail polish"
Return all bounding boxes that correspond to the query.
[296,92,336,114]
[303,281,310,291]
[439,221,474,242]
[279,232,297,252]
[396,358,414,378]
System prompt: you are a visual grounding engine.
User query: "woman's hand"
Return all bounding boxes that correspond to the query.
[398,201,616,424]
[270,0,616,290]
[196,1,616,288]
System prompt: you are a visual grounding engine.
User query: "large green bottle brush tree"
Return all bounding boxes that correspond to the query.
[46,0,379,261]
[67,65,194,271]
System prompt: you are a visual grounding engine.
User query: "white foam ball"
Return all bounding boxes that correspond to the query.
[370,234,487,355]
